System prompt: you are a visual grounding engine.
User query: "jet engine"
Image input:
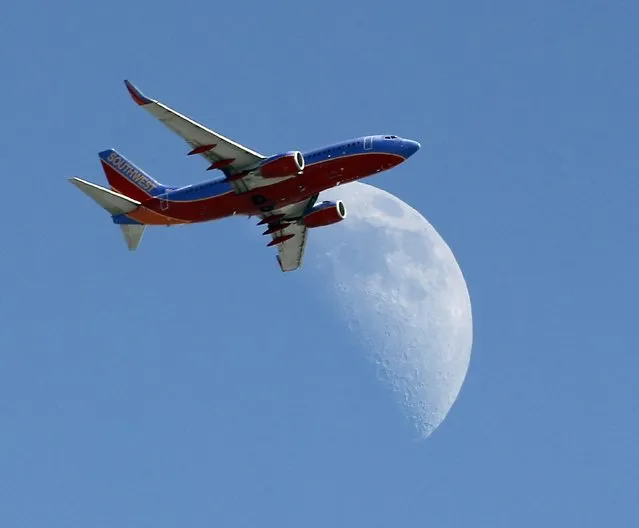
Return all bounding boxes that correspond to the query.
[303,200,347,228]
[259,151,305,178]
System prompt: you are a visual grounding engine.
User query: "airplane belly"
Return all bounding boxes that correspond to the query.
[237,152,405,215]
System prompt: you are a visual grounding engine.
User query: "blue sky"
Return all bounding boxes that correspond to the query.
[1,0,638,526]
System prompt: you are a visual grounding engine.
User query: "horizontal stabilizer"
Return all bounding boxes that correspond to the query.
[120,224,145,251]
[69,177,140,215]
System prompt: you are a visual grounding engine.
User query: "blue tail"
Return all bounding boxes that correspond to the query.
[98,149,172,201]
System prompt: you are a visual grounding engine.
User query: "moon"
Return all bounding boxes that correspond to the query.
[306,182,473,438]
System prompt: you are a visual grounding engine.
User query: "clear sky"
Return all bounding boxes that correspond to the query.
[1,0,638,526]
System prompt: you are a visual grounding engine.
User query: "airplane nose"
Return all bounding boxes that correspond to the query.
[403,139,421,157]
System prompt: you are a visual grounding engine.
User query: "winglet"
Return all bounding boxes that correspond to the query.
[124,79,153,106]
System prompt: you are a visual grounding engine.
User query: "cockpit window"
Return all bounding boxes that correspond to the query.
[384,135,398,139]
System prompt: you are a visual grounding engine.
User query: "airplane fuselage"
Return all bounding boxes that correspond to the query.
[116,135,420,226]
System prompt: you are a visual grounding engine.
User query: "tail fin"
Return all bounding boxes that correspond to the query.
[98,149,169,202]
[68,177,146,251]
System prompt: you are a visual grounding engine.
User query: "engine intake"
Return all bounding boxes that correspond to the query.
[259,151,304,179]
[303,200,347,228]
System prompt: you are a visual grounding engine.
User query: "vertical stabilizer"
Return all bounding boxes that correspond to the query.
[98,149,169,201]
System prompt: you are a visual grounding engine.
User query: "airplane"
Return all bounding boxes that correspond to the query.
[69,80,421,272]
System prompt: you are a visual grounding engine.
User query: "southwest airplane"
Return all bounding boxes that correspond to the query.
[70,80,421,272]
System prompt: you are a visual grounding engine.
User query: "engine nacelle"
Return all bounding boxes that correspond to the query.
[259,151,304,179]
[303,200,347,228]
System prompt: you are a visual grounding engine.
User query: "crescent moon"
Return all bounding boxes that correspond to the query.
[307,182,473,438]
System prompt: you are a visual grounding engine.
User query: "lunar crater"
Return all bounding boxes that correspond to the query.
[372,195,406,218]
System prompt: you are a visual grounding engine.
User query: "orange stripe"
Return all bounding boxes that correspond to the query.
[127,207,190,226]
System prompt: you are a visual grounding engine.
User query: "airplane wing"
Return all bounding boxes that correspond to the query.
[272,222,308,272]
[260,195,318,272]
[123,80,267,192]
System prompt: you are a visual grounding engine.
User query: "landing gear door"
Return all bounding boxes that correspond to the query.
[364,136,373,151]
